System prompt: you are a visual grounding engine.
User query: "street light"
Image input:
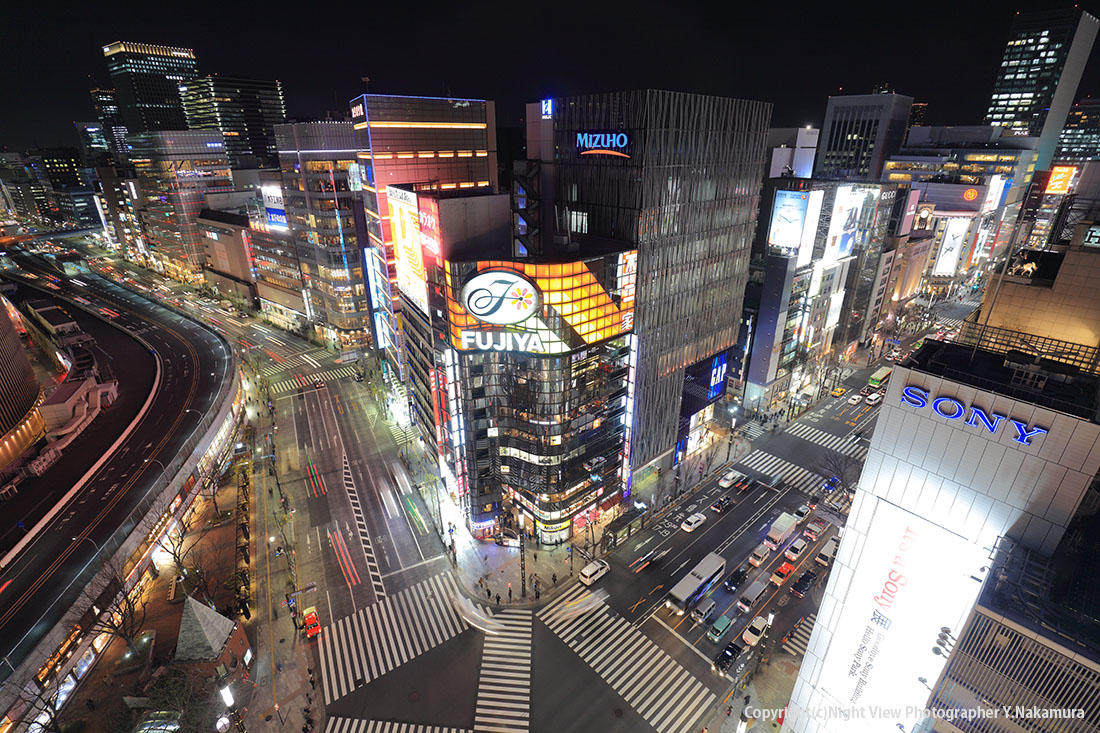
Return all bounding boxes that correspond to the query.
[143,457,167,473]
[71,535,104,556]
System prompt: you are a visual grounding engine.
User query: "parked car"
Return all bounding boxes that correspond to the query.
[579,559,610,587]
[681,513,706,532]
[790,570,818,598]
[302,606,322,639]
[742,615,769,646]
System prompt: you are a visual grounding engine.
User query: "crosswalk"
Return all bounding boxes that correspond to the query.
[390,423,420,446]
[272,364,359,394]
[782,614,817,657]
[538,584,716,733]
[474,609,533,732]
[784,423,867,459]
[318,573,467,705]
[259,349,328,376]
[739,422,767,441]
[733,449,825,496]
[324,721,470,733]
[342,454,386,599]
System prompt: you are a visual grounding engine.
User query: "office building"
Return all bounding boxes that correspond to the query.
[74,122,111,168]
[784,235,1100,733]
[0,304,44,473]
[524,90,770,481]
[95,166,142,253]
[745,180,896,412]
[387,185,636,541]
[815,92,912,181]
[984,8,1098,170]
[907,101,928,130]
[197,209,256,305]
[0,155,47,222]
[348,93,497,367]
[89,87,128,158]
[180,76,287,169]
[31,148,84,191]
[1056,97,1100,163]
[251,227,308,334]
[102,41,198,134]
[767,127,818,178]
[129,130,233,280]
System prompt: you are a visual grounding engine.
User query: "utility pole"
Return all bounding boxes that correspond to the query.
[519,529,527,599]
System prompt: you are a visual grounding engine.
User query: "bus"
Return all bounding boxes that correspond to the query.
[868,367,892,388]
[666,552,726,615]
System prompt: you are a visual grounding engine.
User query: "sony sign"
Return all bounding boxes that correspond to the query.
[460,271,540,325]
[576,131,631,158]
[900,386,1048,446]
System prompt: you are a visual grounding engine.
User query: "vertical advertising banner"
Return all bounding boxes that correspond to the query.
[1045,165,1076,195]
[386,186,430,316]
[824,185,877,265]
[769,190,810,250]
[933,217,970,277]
[261,185,288,231]
[799,190,825,268]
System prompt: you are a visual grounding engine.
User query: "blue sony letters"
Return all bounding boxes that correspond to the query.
[900,385,1049,446]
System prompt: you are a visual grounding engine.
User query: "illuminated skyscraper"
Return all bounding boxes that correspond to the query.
[89,87,128,158]
[815,92,912,181]
[102,41,197,134]
[1056,97,1100,163]
[984,8,1098,170]
[180,76,287,169]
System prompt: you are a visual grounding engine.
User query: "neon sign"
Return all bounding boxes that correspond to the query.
[576,132,631,158]
[900,386,1048,445]
[460,271,540,325]
[541,99,552,119]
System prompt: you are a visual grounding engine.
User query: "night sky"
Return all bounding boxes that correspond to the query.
[2,0,1097,151]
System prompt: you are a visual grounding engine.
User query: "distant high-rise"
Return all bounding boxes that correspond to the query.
[74,122,111,167]
[89,87,128,158]
[102,41,197,134]
[1056,97,1100,163]
[180,76,287,169]
[984,7,1098,169]
[815,92,912,181]
[31,147,83,190]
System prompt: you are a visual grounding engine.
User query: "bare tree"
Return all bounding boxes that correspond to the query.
[12,684,65,733]
[160,512,210,578]
[187,538,234,608]
[144,667,214,733]
[86,563,147,657]
[809,450,864,497]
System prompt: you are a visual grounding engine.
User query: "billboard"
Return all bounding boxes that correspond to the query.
[1045,165,1076,195]
[824,185,878,265]
[386,186,430,316]
[898,189,921,236]
[933,217,970,277]
[261,184,288,231]
[815,500,985,731]
[768,190,824,268]
[448,254,636,354]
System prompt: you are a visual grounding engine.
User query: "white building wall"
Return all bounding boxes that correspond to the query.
[784,365,1100,733]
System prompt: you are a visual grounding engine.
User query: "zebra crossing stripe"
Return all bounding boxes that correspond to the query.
[342,454,387,599]
[785,423,868,459]
[271,364,359,394]
[734,450,823,495]
[783,613,817,656]
[324,719,472,733]
[319,573,468,705]
[474,609,532,732]
[537,584,716,733]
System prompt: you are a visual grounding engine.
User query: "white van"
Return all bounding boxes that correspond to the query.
[736,580,767,614]
[816,537,840,566]
[748,542,770,567]
[692,597,717,624]
[579,559,610,586]
[718,469,746,489]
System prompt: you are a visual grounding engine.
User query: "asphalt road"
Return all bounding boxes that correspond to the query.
[0,266,233,680]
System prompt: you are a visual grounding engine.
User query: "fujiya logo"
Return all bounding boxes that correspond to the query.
[577,132,631,158]
[461,271,540,325]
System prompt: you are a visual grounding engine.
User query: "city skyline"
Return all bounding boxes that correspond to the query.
[3,0,1098,150]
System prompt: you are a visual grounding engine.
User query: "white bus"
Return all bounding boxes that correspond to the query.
[666,552,726,615]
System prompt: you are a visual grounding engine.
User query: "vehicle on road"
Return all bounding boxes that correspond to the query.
[742,616,769,646]
[816,537,840,566]
[748,542,770,567]
[830,386,847,397]
[629,548,669,573]
[712,641,743,674]
[710,497,732,513]
[868,366,892,388]
[681,513,706,532]
[847,393,863,405]
[666,552,726,615]
[793,503,813,522]
[859,386,873,397]
[723,563,751,592]
[736,579,768,613]
[302,606,322,639]
[583,455,606,472]
[495,527,520,547]
[785,537,809,562]
[865,392,884,406]
[790,570,818,598]
[769,561,795,586]
[692,597,717,624]
[718,469,746,489]
[708,614,734,643]
[764,512,798,549]
[579,559,610,587]
[803,518,829,542]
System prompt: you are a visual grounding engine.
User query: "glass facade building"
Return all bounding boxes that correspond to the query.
[102,41,197,134]
[526,90,771,475]
[1056,98,1100,163]
[89,87,128,159]
[180,76,287,169]
[814,93,912,181]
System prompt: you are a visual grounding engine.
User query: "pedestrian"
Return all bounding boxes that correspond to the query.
[496,593,501,605]
[508,585,513,602]
[85,699,96,711]
[486,587,491,601]
[552,572,557,585]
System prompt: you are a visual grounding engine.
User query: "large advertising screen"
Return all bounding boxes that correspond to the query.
[1045,165,1076,195]
[933,217,970,276]
[386,186,430,316]
[261,184,288,231]
[768,190,824,268]
[815,499,985,731]
[824,185,879,265]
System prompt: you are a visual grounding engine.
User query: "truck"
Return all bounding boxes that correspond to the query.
[764,512,798,550]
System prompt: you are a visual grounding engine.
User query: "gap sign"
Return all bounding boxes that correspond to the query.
[901,386,1048,446]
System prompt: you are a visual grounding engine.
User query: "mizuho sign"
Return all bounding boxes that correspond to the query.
[900,385,1049,446]
[460,271,540,325]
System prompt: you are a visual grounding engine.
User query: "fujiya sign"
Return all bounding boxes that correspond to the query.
[460,331,545,352]
[900,386,1048,446]
[576,132,631,158]
[461,271,540,325]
